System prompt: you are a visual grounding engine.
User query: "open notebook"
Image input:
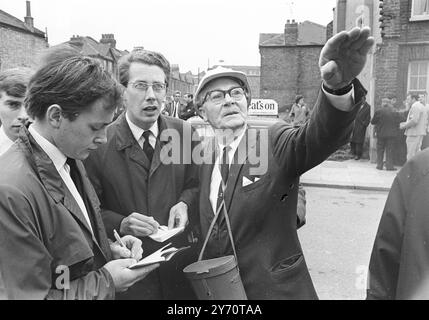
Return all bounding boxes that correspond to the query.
[149,225,185,242]
[128,243,190,269]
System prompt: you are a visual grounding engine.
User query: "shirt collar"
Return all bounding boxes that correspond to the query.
[125,112,159,141]
[0,125,14,155]
[216,128,246,157]
[28,125,67,171]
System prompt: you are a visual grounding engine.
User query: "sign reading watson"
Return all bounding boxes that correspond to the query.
[248,99,278,116]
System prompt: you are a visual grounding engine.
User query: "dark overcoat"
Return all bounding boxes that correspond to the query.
[0,128,114,300]
[368,148,429,299]
[351,101,371,143]
[198,80,367,299]
[84,114,199,299]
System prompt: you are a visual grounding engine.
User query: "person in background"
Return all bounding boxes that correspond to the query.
[371,97,399,171]
[181,93,197,121]
[163,90,184,118]
[400,94,427,160]
[350,101,371,160]
[289,95,310,127]
[0,68,33,156]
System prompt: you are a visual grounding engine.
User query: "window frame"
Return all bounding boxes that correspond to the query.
[407,60,429,95]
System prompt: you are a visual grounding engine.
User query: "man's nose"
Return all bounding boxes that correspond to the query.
[223,93,233,105]
[145,86,156,100]
[17,106,29,121]
[95,129,108,145]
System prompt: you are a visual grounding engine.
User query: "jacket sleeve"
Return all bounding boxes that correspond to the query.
[271,79,366,178]
[0,185,115,300]
[362,104,371,127]
[366,174,407,300]
[178,125,200,226]
[84,150,124,239]
[402,106,420,129]
[371,111,379,125]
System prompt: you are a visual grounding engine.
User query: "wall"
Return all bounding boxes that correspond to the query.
[260,45,323,113]
[0,26,48,70]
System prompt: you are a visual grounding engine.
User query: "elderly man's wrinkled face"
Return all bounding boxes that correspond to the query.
[200,78,248,131]
[0,91,28,141]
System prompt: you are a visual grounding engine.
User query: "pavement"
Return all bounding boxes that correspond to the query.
[301,159,399,192]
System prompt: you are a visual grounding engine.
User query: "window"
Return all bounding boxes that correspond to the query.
[408,61,429,95]
[411,0,429,21]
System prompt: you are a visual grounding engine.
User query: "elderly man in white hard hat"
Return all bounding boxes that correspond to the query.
[193,27,374,300]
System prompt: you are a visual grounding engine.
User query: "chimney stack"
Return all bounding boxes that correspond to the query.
[285,19,298,45]
[24,1,34,29]
[100,34,117,49]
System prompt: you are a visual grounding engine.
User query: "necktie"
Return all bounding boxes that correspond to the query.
[142,130,154,162]
[216,146,230,213]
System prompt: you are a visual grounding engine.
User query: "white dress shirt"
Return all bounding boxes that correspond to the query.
[0,126,14,156]
[28,125,94,234]
[208,87,354,214]
[126,112,158,149]
[209,129,246,214]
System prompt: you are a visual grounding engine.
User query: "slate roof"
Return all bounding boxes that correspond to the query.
[0,9,45,37]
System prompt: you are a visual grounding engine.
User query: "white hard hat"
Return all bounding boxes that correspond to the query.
[194,66,251,107]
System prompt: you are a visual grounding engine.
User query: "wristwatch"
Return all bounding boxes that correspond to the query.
[323,82,354,95]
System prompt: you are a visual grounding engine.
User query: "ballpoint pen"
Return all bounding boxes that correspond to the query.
[113,229,126,248]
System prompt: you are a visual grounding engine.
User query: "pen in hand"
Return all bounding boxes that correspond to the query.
[113,229,126,247]
[113,229,133,259]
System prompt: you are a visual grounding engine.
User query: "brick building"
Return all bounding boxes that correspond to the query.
[0,1,48,71]
[57,34,128,79]
[374,0,429,164]
[168,64,198,97]
[259,20,327,115]
[375,0,429,106]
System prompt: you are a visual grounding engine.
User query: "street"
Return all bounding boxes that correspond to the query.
[298,186,388,300]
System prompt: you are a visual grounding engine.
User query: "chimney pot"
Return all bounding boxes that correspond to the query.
[24,1,34,29]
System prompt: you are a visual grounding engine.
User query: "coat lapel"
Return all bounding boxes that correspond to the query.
[77,161,112,261]
[221,128,259,223]
[115,114,151,172]
[24,128,109,260]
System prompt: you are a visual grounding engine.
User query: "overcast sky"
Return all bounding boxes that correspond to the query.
[2,0,337,73]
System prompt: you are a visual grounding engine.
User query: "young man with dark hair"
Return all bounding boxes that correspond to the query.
[0,68,33,155]
[0,56,158,300]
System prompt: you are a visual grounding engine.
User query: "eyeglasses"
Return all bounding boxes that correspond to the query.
[128,81,167,93]
[203,87,245,105]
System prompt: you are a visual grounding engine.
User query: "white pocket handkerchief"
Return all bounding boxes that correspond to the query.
[242,176,253,187]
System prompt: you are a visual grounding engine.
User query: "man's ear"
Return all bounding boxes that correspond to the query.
[199,106,208,122]
[46,105,63,128]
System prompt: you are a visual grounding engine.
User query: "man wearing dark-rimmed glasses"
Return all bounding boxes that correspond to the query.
[84,49,199,299]
[194,27,374,299]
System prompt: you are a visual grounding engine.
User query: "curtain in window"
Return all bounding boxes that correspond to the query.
[414,0,429,15]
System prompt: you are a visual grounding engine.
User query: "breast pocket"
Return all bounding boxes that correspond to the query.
[269,253,305,282]
[240,174,271,193]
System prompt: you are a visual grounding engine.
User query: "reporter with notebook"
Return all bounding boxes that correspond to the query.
[84,49,199,300]
[0,55,158,300]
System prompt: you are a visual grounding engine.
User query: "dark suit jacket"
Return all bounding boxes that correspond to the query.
[84,114,199,299]
[163,101,185,118]
[198,79,367,300]
[371,106,399,138]
[0,127,114,300]
[367,149,429,299]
